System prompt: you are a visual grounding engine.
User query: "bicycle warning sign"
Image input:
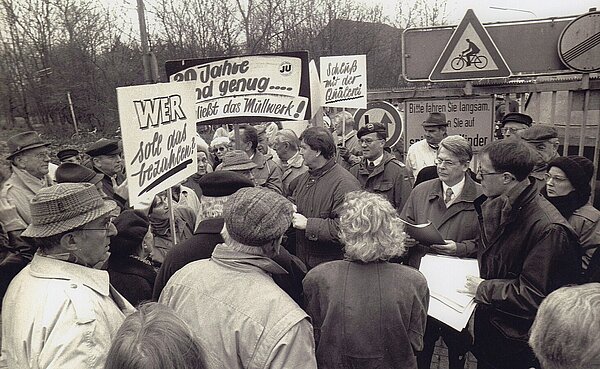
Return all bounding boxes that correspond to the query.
[429,9,511,81]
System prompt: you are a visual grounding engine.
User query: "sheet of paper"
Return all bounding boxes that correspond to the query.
[428,296,477,331]
[419,254,479,309]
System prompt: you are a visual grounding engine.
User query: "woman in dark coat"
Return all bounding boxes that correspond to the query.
[543,155,600,274]
[303,191,429,369]
[107,209,156,307]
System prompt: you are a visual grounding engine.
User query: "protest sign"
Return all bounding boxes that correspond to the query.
[404,97,494,152]
[117,81,198,206]
[165,52,310,125]
[320,55,367,109]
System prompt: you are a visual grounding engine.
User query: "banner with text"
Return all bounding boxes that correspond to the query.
[166,52,310,125]
[117,82,198,206]
[320,55,367,109]
[404,97,494,151]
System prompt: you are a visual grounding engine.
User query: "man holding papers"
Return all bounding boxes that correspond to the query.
[462,139,581,369]
[401,135,482,369]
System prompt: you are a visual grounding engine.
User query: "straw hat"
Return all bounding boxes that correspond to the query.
[21,183,117,238]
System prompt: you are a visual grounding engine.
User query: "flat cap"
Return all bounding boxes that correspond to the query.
[85,138,121,157]
[422,112,448,127]
[357,123,387,139]
[501,112,532,127]
[57,148,79,162]
[198,171,254,197]
[519,125,558,143]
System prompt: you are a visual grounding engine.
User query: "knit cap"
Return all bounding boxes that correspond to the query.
[548,156,594,197]
[223,187,293,246]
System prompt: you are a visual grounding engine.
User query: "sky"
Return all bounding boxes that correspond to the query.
[376,0,600,24]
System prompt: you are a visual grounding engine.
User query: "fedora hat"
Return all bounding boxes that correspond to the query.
[6,131,50,160]
[198,171,254,197]
[220,150,257,172]
[21,183,117,238]
[422,112,448,127]
[55,163,104,185]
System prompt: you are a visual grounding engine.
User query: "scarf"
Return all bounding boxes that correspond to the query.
[149,212,171,237]
[544,191,587,219]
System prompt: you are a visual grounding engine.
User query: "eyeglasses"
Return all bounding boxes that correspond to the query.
[434,158,458,167]
[476,167,503,177]
[501,127,525,134]
[214,146,228,152]
[80,216,115,232]
[359,138,382,145]
[544,173,569,183]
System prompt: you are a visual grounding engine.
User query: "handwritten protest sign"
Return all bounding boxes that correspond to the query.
[117,82,198,206]
[320,55,367,109]
[166,52,310,125]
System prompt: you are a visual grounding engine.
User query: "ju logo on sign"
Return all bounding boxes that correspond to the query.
[279,62,292,75]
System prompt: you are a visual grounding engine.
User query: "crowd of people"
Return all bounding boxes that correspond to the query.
[0,109,599,369]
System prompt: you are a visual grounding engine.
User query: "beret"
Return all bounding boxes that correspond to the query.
[357,123,387,139]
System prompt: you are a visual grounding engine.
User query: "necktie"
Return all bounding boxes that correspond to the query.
[367,161,375,171]
[444,187,454,204]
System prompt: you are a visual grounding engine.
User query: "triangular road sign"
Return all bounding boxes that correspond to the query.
[429,9,511,81]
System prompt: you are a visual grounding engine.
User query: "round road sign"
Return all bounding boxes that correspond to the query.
[353,101,404,147]
[558,11,600,73]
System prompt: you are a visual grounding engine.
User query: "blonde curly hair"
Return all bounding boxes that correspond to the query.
[340,191,406,263]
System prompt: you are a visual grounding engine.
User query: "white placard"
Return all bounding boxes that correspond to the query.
[117,82,198,206]
[170,55,308,122]
[405,97,494,152]
[320,55,367,109]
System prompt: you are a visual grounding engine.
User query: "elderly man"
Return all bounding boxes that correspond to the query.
[2,131,53,225]
[229,124,283,194]
[499,112,532,139]
[56,148,81,164]
[0,183,135,368]
[350,122,412,211]
[289,127,361,269]
[461,139,580,369]
[332,111,361,169]
[406,112,448,181]
[86,138,127,208]
[519,124,560,190]
[160,187,317,369]
[529,283,600,369]
[271,129,308,197]
[401,135,482,369]
[153,171,306,305]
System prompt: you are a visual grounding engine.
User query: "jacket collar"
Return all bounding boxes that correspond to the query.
[9,165,52,193]
[251,150,268,168]
[29,253,111,296]
[285,151,304,169]
[197,218,225,234]
[308,158,336,177]
[211,243,288,275]
[356,151,394,177]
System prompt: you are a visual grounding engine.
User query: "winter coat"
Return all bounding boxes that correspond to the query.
[304,260,429,369]
[289,159,361,269]
[107,255,156,307]
[349,151,412,210]
[401,175,482,267]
